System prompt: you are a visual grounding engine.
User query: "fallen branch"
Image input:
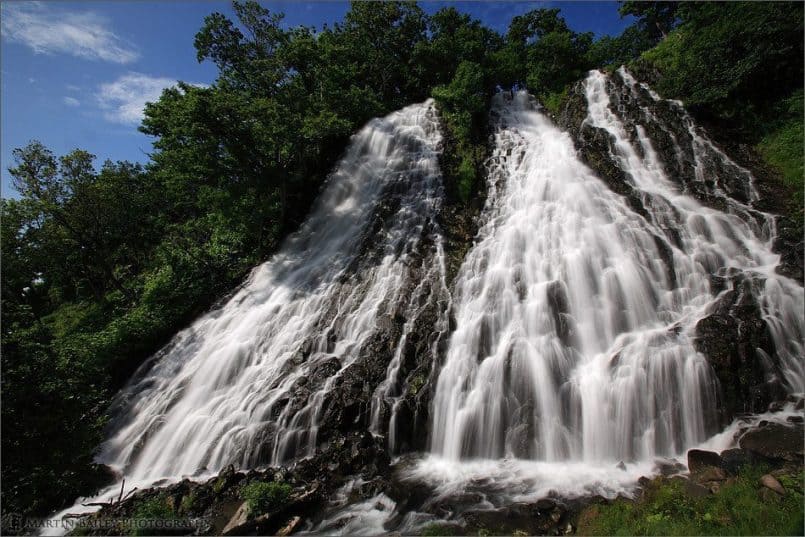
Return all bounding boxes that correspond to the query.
[117,479,126,504]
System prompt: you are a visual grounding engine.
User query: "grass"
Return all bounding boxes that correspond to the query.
[421,523,457,536]
[179,491,197,514]
[755,90,804,231]
[577,467,804,536]
[240,481,292,517]
[129,495,178,536]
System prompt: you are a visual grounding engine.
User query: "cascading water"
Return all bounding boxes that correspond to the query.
[50,68,803,536]
[428,69,803,468]
[605,68,804,394]
[96,100,447,485]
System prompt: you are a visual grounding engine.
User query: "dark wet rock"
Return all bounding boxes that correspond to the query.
[654,458,685,476]
[693,466,727,485]
[772,219,804,283]
[419,521,466,535]
[720,448,768,476]
[462,501,569,536]
[546,280,576,346]
[684,480,711,498]
[739,422,804,462]
[693,273,786,421]
[73,427,392,536]
[787,415,803,424]
[687,449,723,473]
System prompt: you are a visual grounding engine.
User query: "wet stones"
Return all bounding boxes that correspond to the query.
[461,500,570,536]
[653,458,686,476]
[720,448,763,476]
[693,274,784,421]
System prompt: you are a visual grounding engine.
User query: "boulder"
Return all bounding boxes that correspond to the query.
[693,467,727,484]
[221,502,249,535]
[739,422,804,462]
[462,501,567,536]
[654,458,685,476]
[720,448,764,476]
[759,487,783,503]
[759,474,786,496]
[277,515,301,536]
[687,449,723,472]
[684,481,711,498]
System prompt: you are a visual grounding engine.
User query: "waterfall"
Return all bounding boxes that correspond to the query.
[429,69,804,465]
[49,69,803,536]
[608,68,804,394]
[96,100,447,484]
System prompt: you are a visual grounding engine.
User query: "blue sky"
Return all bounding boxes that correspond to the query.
[1,1,632,198]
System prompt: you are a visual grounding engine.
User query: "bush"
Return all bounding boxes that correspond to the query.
[542,87,569,116]
[240,481,292,516]
[130,496,176,536]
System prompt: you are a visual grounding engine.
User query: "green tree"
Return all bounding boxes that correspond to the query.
[619,1,679,42]
[644,2,803,109]
[505,9,595,100]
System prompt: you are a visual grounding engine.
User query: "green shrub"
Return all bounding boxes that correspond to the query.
[240,481,292,516]
[130,496,176,536]
[421,523,457,536]
[179,491,197,514]
[543,87,569,116]
[432,61,491,205]
[456,153,477,203]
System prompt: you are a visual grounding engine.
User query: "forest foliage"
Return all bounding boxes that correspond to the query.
[1,0,802,519]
